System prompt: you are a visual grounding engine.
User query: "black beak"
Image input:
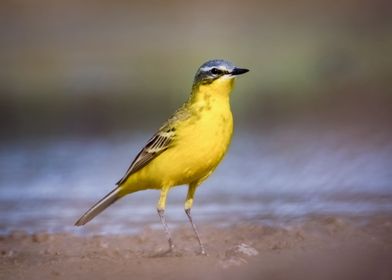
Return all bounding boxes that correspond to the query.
[231,67,249,76]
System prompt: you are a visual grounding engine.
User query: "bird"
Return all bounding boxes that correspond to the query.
[75,59,249,255]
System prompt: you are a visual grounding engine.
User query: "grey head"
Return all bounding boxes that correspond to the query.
[193,59,249,85]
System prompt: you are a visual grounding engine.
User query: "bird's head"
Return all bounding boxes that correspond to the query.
[193,59,249,88]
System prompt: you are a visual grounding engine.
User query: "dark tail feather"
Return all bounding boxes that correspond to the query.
[75,187,122,226]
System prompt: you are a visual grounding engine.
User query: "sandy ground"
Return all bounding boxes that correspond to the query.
[1,215,391,280]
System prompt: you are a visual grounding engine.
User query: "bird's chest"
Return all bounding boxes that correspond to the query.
[196,108,233,153]
[179,100,233,171]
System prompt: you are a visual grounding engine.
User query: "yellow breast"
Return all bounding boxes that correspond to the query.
[175,90,233,183]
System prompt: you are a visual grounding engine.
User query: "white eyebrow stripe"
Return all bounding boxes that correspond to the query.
[200,66,214,72]
[200,66,230,72]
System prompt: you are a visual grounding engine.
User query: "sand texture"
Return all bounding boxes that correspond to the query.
[1,215,391,280]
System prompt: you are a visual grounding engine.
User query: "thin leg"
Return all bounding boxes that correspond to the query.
[185,208,206,255]
[157,209,174,251]
[157,187,174,251]
[185,183,206,255]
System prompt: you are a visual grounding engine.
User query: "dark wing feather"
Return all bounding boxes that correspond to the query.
[116,127,176,185]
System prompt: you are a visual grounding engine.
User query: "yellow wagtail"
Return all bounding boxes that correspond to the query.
[75,59,249,254]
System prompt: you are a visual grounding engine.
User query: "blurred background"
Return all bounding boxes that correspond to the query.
[0,0,391,234]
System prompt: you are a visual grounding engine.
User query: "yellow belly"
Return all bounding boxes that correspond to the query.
[123,100,233,191]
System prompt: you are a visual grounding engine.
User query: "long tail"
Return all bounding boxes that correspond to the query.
[75,187,122,226]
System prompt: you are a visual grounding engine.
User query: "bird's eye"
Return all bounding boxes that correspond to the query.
[210,68,222,75]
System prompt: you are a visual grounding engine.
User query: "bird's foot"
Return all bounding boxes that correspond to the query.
[150,245,182,258]
[198,247,208,256]
[150,248,172,258]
